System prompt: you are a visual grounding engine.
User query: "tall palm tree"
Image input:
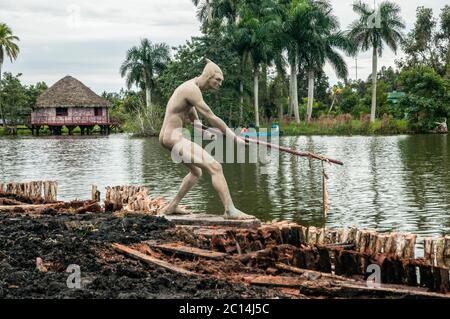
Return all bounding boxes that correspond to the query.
[348,1,405,122]
[237,0,275,127]
[296,0,354,122]
[0,22,20,128]
[192,0,214,24]
[120,39,170,114]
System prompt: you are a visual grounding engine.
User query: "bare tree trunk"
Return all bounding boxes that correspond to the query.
[145,86,152,112]
[206,0,212,23]
[288,72,293,117]
[307,70,315,123]
[254,66,260,128]
[136,108,145,134]
[239,59,244,125]
[370,46,378,123]
[291,56,300,124]
[0,64,6,128]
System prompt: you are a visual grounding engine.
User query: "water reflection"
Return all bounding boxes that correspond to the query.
[1,134,449,247]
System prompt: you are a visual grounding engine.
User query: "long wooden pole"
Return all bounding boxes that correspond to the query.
[201,124,344,166]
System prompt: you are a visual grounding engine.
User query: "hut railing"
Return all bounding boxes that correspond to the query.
[31,115,110,126]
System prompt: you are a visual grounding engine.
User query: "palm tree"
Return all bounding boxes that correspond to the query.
[348,1,405,122]
[120,39,170,115]
[192,0,214,24]
[0,22,20,128]
[237,0,275,127]
[296,0,354,123]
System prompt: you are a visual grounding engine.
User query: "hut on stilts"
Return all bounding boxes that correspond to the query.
[30,75,111,135]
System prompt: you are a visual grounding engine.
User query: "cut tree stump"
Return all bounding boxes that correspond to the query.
[165,213,261,228]
[112,243,198,276]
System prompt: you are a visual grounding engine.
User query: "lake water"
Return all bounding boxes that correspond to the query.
[1,133,449,250]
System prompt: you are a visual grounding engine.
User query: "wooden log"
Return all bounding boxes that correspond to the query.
[384,232,397,256]
[445,236,450,258]
[148,242,227,260]
[307,226,318,246]
[433,266,450,293]
[403,262,418,286]
[112,243,198,276]
[91,185,100,202]
[289,225,301,247]
[316,246,332,273]
[337,228,349,244]
[375,234,388,255]
[403,234,417,259]
[395,233,408,258]
[0,203,65,213]
[419,264,434,289]
[380,257,405,285]
[317,228,326,245]
[0,183,3,192]
[275,263,357,282]
[324,229,337,245]
[358,230,371,254]
[334,250,360,277]
[245,275,305,288]
[424,237,435,263]
[436,237,445,266]
[367,231,378,255]
[348,226,358,244]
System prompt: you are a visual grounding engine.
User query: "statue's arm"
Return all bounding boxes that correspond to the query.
[187,89,241,142]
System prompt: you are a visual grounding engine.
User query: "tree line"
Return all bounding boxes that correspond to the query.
[1,1,449,134]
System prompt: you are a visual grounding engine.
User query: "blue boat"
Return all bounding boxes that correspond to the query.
[240,124,280,138]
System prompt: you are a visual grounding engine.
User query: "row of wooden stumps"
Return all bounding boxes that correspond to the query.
[0,181,58,202]
[103,185,166,214]
[193,222,450,293]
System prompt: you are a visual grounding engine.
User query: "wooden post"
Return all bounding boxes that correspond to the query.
[367,231,378,255]
[424,237,435,263]
[91,185,100,202]
[307,226,318,246]
[403,234,417,259]
[375,234,388,255]
[384,232,397,256]
[348,226,358,244]
[444,236,450,259]
[436,237,445,266]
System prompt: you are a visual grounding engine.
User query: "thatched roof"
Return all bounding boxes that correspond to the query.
[35,75,111,108]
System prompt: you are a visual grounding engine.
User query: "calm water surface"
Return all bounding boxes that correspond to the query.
[1,134,449,251]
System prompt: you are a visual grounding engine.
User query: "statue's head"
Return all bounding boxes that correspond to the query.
[200,59,224,91]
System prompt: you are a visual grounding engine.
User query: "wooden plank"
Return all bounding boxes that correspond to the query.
[149,242,227,260]
[275,262,357,282]
[111,243,198,276]
[0,203,65,212]
[165,213,261,228]
[244,275,306,288]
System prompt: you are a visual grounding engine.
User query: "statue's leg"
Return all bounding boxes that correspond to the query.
[179,138,254,220]
[158,163,201,215]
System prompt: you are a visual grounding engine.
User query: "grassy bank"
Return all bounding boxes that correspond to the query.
[0,118,414,137]
[275,118,412,136]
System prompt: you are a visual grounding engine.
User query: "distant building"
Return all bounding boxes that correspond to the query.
[30,75,111,135]
[387,91,406,104]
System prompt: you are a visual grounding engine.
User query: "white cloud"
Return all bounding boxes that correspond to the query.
[2,0,449,92]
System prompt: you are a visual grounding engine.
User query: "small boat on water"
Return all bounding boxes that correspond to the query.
[240,124,281,138]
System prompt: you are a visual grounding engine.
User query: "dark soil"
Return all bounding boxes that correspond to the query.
[0,212,283,299]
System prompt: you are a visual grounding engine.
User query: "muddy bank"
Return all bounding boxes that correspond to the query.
[0,212,283,299]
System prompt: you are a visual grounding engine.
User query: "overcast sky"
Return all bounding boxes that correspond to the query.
[2,0,448,93]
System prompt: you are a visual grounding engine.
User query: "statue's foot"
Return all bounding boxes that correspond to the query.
[224,207,255,220]
[157,204,192,216]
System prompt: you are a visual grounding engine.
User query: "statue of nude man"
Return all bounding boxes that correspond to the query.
[158,59,254,220]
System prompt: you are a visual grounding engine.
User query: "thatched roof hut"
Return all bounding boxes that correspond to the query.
[35,75,110,108]
[31,75,112,135]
